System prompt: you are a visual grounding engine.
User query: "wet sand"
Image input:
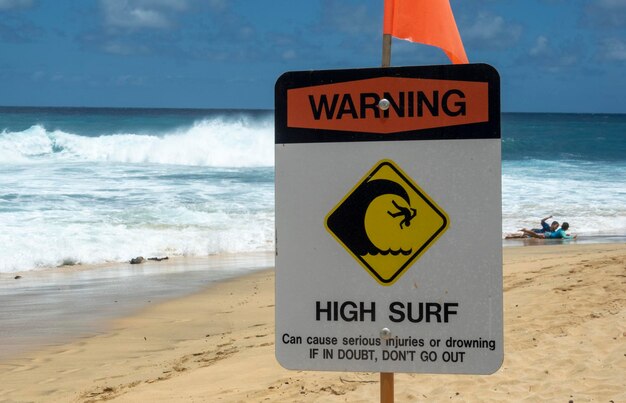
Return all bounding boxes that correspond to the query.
[1,243,625,402]
[0,253,273,360]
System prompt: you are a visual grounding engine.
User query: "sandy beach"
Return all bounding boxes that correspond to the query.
[1,243,625,402]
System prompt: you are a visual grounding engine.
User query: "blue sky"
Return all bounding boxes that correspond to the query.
[0,0,624,113]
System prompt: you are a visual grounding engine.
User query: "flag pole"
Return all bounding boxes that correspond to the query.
[382,0,393,67]
[382,1,394,401]
[381,372,394,402]
[382,33,392,67]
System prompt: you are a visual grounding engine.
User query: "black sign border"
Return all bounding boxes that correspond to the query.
[275,63,500,144]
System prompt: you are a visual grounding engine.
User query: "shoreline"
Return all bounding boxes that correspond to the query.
[4,234,625,277]
[1,239,624,359]
[0,252,273,361]
[1,243,625,401]
[502,234,626,247]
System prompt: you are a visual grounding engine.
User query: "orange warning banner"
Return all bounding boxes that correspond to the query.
[383,0,468,65]
[287,77,488,134]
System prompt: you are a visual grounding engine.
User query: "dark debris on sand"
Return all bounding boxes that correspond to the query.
[130,256,169,264]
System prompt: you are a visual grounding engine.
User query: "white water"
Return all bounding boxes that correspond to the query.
[0,118,274,167]
[1,117,625,272]
[502,160,626,236]
[0,119,275,272]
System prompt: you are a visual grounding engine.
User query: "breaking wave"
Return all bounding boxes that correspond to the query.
[0,117,274,167]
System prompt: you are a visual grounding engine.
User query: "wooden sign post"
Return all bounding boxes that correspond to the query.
[381,372,394,402]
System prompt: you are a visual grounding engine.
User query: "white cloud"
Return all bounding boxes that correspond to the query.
[113,74,146,86]
[597,0,626,8]
[281,49,297,60]
[530,36,550,57]
[462,12,522,49]
[526,35,580,72]
[206,0,227,12]
[599,38,626,61]
[102,41,150,55]
[0,0,32,11]
[584,0,626,28]
[100,0,189,30]
[31,70,45,81]
[316,0,378,36]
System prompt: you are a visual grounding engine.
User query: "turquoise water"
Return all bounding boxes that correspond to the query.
[0,107,624,272]
[502,113,626,161]
[500,113,626,240]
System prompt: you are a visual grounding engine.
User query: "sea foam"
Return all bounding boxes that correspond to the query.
[0,118,274,167]
[0,115,276,272]
[1,110,625,272]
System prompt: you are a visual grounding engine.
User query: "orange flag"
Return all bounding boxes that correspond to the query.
[383,0,468,64]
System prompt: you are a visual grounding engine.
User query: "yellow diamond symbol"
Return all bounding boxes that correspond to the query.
[325,159,449,286]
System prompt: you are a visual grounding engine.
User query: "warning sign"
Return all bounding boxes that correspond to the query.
[286,77,488,133]
[275,64,502,375]
[325,159,448,285]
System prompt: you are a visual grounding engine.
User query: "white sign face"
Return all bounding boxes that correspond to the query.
[275,64,503,374]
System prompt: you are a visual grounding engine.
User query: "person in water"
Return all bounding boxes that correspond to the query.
[505,214,559,239]
[521,222,576,239]
[531,215,560,234]
[387,200,417,229]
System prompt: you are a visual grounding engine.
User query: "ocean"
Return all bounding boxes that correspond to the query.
[1,107,625,273]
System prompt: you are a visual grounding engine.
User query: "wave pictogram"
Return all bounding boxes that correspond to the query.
[326,178,411,257]
[368,248,413,256]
